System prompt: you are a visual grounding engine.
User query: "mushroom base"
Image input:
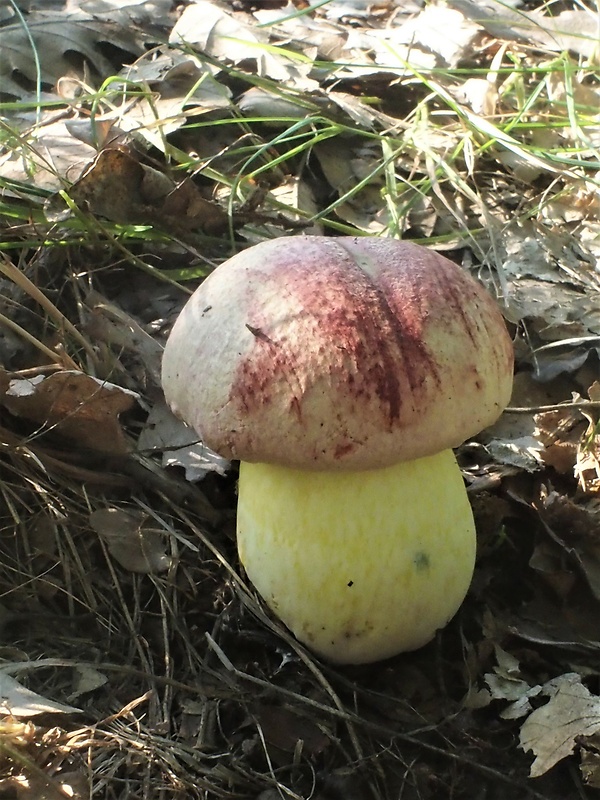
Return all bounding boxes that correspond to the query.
[236,450,476,665]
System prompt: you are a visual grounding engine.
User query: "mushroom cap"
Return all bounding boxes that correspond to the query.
[162,236,513,471]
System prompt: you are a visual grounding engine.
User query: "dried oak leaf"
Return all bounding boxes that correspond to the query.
[3,371,138,454]
[581,731,600,788]
[58,147,166,223]
[520,673,600,777]
[52,147,230,235]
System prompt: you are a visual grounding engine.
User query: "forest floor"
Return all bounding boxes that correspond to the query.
[1,0,600,797]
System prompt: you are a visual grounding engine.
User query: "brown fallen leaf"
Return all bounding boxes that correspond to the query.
[160,178,232,236]
[2,370,138,455]
[580,731,600,788]
[2,370,138,454]
[61,147,163,223]
[50,147,231,235]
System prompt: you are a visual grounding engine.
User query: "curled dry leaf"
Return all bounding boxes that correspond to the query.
[90,507,172,574]
[3,371,138,455]
[49,147,231,235]
[48,148,169,224]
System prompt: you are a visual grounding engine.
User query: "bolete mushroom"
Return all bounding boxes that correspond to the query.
[162,236,513,665]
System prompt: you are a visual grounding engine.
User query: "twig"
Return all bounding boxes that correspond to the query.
[6,655,552,800]
[505,401,600,414]
[204,635,552,800]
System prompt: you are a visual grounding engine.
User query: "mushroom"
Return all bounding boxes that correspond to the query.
[161,236,513,665]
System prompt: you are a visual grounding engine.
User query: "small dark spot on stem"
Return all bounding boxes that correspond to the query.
[414,552,430,571]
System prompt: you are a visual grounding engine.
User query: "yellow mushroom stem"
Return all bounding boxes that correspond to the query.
[236,449,476,665]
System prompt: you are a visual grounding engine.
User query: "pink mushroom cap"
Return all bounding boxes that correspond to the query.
[162,236,514,471]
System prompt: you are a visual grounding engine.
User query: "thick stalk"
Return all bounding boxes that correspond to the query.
[237,449,476,664]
